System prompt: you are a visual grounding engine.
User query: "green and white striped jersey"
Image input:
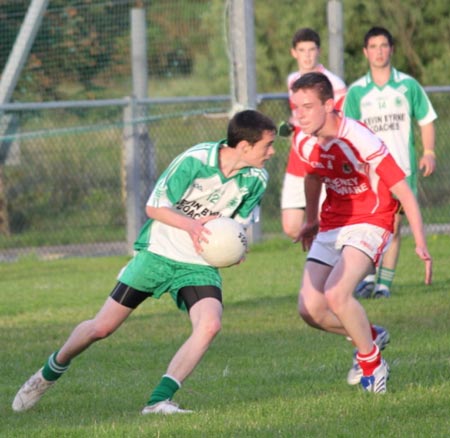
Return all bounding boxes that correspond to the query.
[344,67,437,191]
[134,140,269,264]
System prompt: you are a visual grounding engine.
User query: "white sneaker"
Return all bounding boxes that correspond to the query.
[141,400,193,415]
[12,368,55,412]
[347,325,390,385]
[347,354,363,386]
[354,280,375,299]
[373,286,391,299]
[360,359,390,393]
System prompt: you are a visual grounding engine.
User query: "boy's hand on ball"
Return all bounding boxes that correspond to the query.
[187,219,211,253]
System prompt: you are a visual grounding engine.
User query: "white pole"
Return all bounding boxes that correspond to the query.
[131,8,148,100]
[327,0,345,79]
[0,0,50,104]
[228,0,261,243]
[228,0,257,113]
[126,7,157,249]
[123,99,142,253]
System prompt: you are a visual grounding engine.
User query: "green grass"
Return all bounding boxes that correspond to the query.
[1,235,450,437]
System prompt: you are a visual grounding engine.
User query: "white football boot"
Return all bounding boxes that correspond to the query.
[12,368,55,412]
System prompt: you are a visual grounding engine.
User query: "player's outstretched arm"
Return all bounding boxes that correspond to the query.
[390,180,432,285]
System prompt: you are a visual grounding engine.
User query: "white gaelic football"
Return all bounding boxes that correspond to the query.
[200,217,248,268]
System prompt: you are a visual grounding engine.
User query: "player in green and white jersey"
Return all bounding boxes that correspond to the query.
[344,26,437,299]
[134,139,270,266]
[12,110,276,415]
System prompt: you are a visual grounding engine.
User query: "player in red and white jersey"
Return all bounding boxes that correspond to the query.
[281,28,346,240]
[296,116,403,232]
[290,72,431,393]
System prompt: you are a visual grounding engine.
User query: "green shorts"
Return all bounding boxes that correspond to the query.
[118,251,222,311]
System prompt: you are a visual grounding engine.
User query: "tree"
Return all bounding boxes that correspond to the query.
[3,0,133,100]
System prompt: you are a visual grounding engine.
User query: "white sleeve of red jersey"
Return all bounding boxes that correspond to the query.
[293,130,318,173]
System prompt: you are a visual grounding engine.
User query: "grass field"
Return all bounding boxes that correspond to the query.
[1,235,450,437]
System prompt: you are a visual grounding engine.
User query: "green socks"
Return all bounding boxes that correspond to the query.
[147,375,181,406]
[376,267,395,290]
[42,351,71,381]
[41,351,182,407]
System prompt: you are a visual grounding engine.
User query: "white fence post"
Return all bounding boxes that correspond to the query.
[228,0,261,243]
[327,0,345,78]
[123,98,142,254]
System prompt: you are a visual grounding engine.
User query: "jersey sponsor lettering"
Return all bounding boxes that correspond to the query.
[363,113,405,133]
[323,176,369,195]
[175,199,219,219]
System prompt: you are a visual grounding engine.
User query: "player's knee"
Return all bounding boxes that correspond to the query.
[88,320,116,341]
[197,317,222,341]
[299,306,323,330]
[324,289,346,315]
[206,317,222,338]
[299,307,313,325]
[298,298,306,318]
[298,304,317,325]
[298,291,326,328]
[298,294,314,323]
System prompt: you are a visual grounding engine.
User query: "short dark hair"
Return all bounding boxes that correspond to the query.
[291,72,334,104]
[364,26,394,48]
[292,28,320,49]
[227,110,276,148]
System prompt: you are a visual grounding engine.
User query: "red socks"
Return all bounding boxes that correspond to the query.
[357,344,381,376]
[370,325,378,341]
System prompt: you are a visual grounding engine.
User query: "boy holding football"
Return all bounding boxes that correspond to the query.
[12,110,276,414]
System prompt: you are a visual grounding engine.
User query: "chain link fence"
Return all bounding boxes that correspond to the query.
[1,2,449,261]
[0,89,449,261]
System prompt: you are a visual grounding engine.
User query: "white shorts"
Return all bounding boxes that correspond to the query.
[307,224,392,267]
[280,173,326,210]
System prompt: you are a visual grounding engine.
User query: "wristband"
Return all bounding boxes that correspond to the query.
[423,149,436,157]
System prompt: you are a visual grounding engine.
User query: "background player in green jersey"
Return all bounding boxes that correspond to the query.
[344,26,437,299]
[12,110,276,415]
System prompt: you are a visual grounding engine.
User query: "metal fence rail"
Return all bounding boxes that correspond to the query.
[0,89,449,261]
